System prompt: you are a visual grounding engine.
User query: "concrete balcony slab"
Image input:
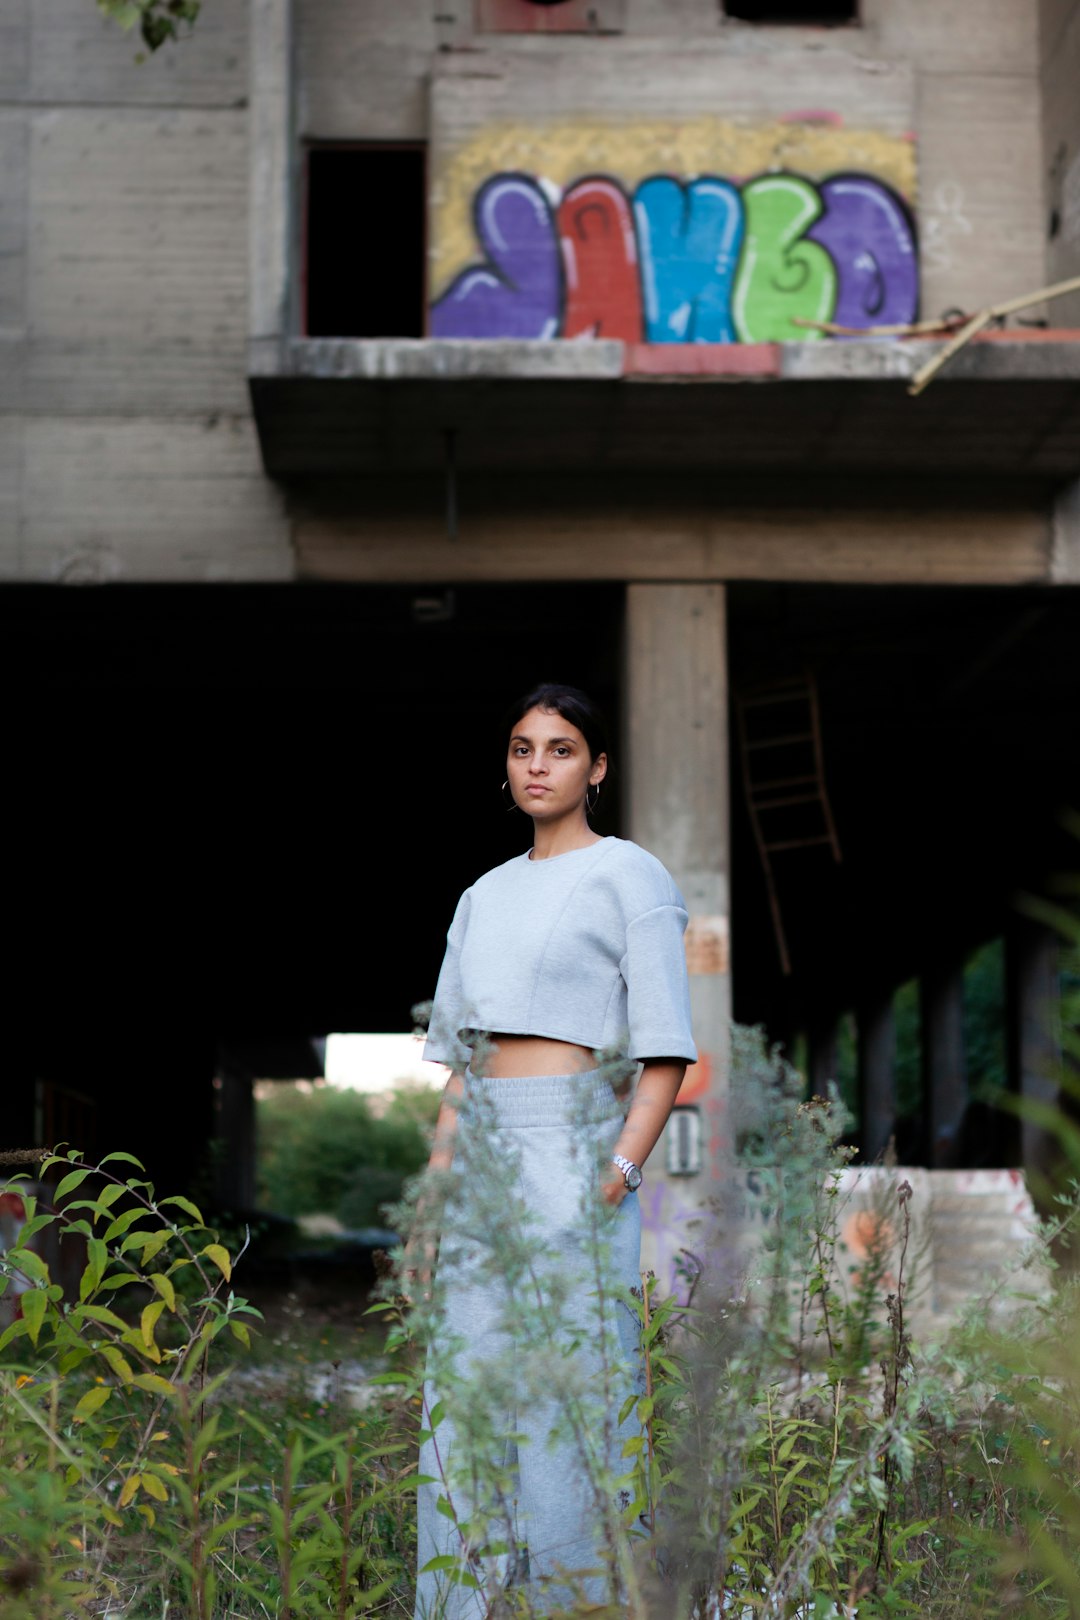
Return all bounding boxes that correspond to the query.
[248,333,1080,480]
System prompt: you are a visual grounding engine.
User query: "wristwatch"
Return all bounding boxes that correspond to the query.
[612,1154,643,1191]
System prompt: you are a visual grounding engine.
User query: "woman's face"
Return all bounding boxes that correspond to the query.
[506,706,607,821]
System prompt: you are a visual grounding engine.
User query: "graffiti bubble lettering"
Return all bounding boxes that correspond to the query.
[635,176,743,344]
[430,173,561,340]
[558,176,643,341]
[432,168,918,343]
[733,174,836,343]
[808,173,918,330]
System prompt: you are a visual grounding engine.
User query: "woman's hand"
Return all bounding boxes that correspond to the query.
[600,1167,629,1207]
[400,1232,437,1306]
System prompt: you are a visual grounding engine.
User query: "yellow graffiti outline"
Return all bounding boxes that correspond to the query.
[431,117,916,299]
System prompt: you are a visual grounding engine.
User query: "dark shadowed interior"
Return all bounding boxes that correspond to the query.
[5,580,1080,1189]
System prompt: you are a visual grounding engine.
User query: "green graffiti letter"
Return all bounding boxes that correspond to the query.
[732,175,837,342]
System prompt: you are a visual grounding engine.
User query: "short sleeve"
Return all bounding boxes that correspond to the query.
[620,903,697,1064]
[422,892,472,1069]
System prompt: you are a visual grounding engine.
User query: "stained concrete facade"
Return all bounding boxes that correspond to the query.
[0,0,1069,582]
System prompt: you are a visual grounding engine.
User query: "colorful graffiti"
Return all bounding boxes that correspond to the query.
[431,167,918,342]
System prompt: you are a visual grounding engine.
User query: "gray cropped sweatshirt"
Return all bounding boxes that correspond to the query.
[423,836,698,1071]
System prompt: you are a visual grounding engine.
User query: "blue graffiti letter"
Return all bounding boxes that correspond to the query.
[634,176,743,344]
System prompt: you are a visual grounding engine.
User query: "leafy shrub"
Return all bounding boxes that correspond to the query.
[0,1150,419,1618]
[256,1083,439,1229]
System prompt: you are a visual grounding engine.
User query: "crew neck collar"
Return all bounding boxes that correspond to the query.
[526,836,614,864]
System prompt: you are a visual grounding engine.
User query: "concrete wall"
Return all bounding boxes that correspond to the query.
[295,0,1045,331]
[0,0,1053,582]
[1041,0,1080,323]
[0,0,292,581]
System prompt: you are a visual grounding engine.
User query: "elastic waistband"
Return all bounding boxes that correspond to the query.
[462,1067,624,1127]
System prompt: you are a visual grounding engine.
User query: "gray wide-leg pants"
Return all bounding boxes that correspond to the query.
[414,1068,644,1620]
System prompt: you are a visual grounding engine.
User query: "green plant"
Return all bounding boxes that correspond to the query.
[96,0,200,54]
[0,1148,417,1617]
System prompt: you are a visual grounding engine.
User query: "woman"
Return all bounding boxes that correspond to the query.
[410,683,696,1620]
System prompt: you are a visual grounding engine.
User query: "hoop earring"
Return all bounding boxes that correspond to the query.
[501,780,522,814]
[586,783,600,815]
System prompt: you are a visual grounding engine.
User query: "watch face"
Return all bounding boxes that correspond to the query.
[626,1165,642,1191]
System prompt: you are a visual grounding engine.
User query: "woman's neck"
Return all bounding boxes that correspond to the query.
[529,816,604,861]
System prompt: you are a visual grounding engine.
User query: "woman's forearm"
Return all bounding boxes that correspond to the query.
[613,1060,686,1172]
[427,1069,464,1173]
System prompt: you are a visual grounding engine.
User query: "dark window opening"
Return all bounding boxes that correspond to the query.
[305,146,426,339]
[723,0,857,21]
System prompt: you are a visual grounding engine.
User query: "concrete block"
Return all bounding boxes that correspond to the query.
[0,0,30,103]
[296,0,436,141]
[1042,2,1080,324]
[918,73,1045,321]
[0,112,27,338]
[26,107,248,415]
[868,0,1038,74]
[431,42,915,133]
[21,416,294,582]
[1040,0,1076,71]
[1051,476,1080,582]
[268,336,625,381]
[624,0,716,34]
[29,0,248,109]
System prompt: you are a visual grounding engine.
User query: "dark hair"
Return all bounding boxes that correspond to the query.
[505,683,610,765]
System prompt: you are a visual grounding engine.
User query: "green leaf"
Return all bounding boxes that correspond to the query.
[79,1238,108,1301]
[141,1300,166,1350]
[160,1195,205,1225]
[150,1273,176,1312]
[0,1316,31,1353]
[103,1207,148,1243]
[229,1320,251,1349]
[131,1372,177,1398]
[121,1326,161,1364]
[20,1288,47,1346]
[140,1471,168,1503]
[95,1183,126,1215]
[420,1555,462,1573]
[16,1214,57,1245]
[55,1167,95,1202]
[99,1152,146,1170]
[73,1385,113,1423]
[201,1243,231,1282]
[126,1230,172,1267]
[99,1344,134,1383]
[5,1248,49,1286]
[74,1305,129,1333]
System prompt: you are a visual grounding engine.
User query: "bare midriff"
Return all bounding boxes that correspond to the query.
[481,1034,597,1078]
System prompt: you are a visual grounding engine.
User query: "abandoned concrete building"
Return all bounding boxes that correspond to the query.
[5,0,1080,1292]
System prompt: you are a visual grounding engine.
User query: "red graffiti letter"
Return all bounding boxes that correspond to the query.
[557,178,643,341]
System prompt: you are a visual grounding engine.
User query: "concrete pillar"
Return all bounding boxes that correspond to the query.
[249,0,295,363]
[921,959,968,1167]
[857,991,896,1163]
[625,583,731,1295]
[213,1072,257,1209]
[1006,917,1062,1180]
[807,1015,839,1101]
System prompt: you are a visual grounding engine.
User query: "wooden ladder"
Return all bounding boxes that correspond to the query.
[734,670,842,975]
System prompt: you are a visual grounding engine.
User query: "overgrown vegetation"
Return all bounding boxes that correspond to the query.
[96,0,200,55]
[257,1083,439,1230]
[5,973,1080,1614]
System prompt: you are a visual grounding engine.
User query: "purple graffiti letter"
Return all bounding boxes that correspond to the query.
[430,173,561,340]
[807,175,918,332]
